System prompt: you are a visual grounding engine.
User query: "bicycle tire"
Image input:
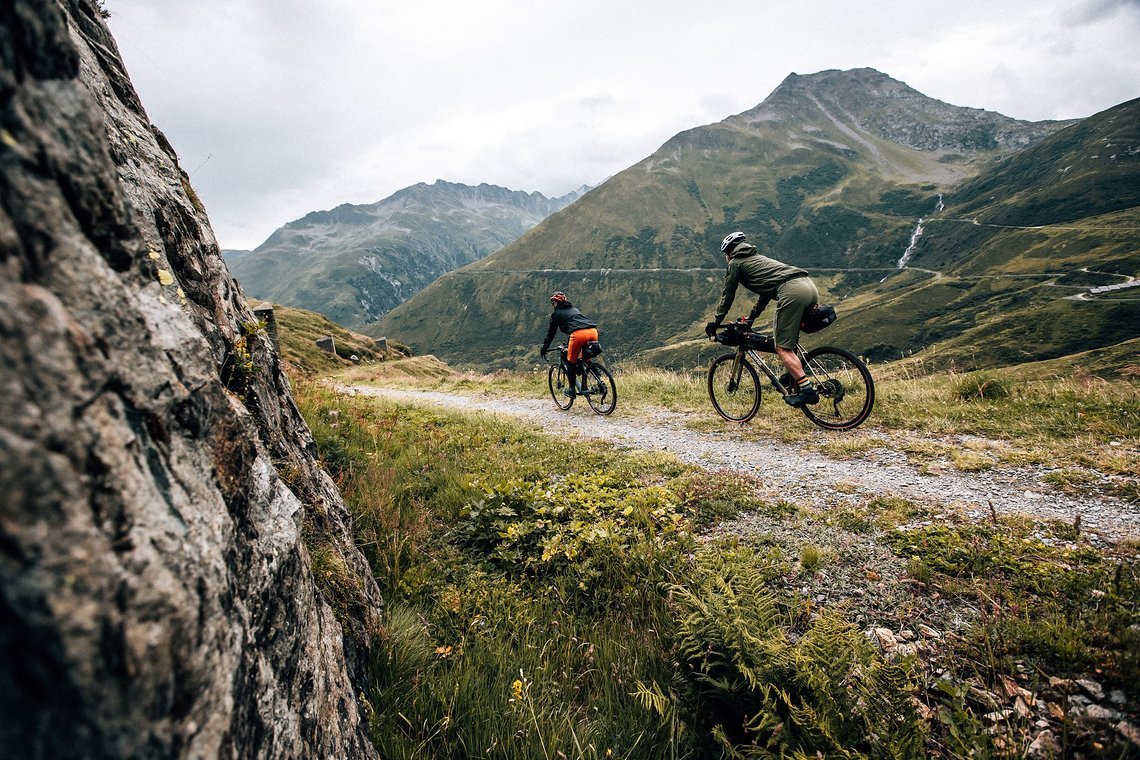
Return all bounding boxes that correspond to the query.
[707,353,761,422]
[798,346,875,430]
[584,363,617,416]
[547,363,574,410]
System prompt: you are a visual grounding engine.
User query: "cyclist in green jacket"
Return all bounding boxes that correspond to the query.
[705,231,821,406]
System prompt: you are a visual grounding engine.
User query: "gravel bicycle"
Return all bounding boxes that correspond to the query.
[707,320,874,430]
[546,344,617,416]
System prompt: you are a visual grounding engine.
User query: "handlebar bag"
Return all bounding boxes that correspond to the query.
[716,323,746,346]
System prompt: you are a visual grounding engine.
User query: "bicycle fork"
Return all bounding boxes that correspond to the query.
[727,349,745,392]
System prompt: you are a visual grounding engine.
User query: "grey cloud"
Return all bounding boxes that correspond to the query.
[1069,0,1140,24]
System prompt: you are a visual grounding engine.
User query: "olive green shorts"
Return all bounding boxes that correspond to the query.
[773,276,818,349]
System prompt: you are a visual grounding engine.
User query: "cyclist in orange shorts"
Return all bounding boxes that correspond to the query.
[540,291,599,398]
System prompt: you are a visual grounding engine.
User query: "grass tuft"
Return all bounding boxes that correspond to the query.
[952,372,1013,401]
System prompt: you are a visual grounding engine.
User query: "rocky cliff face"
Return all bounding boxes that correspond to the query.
[0,1,381,757]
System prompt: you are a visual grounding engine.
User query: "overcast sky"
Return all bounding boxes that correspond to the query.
[106,0,1140,251]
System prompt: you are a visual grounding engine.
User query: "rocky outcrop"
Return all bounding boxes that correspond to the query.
[0,1,381,757]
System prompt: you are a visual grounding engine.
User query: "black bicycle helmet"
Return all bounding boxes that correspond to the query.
[550,291,568,304]
[720,231,747,254]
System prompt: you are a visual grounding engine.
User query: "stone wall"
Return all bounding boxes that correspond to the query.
[0,1,381,757]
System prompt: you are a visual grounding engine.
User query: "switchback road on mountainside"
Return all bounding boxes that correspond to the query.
[334,384,1140,545]
[457,265,1136,301]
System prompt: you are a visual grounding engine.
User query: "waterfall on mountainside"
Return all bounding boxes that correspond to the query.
[897,220,924,268]
[896,194,944,269]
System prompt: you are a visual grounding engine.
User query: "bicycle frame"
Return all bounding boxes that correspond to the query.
[550,347,597,393]
[709,323,872,429]
[546,344,618,415]
[724,343,798,395]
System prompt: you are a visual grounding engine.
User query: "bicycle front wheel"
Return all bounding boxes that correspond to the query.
[798,346,875,430]
[584,363,617,416]
[707,353,761,422]
[548,364,574,410]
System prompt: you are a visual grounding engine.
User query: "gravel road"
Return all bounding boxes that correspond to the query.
[336,384,1139,544]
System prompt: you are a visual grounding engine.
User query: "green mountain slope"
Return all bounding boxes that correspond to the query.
[373,68,1108,371]
[225,180,587,329]
[821,96,1140,370]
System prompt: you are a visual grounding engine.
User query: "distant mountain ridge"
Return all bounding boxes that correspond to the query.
[374,68,1139,371]
[225,180,588,328]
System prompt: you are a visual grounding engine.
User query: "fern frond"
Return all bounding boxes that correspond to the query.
[631,679,672,719]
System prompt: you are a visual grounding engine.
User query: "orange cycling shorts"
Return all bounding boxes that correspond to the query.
[567,327,599,364]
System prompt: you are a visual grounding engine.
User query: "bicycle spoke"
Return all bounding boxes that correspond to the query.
[547,363,574,410]
[585,363,617,415]
[797,347,874,430]
[707,353,761,422]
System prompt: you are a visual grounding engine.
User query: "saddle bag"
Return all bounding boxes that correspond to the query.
[800,304,837,333]
[582,340,603,359]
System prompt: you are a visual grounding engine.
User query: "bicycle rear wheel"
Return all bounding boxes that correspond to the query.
[584,363,617,416]
[798,346,875,430]
[548,363,574,410]
[707,353,761,422]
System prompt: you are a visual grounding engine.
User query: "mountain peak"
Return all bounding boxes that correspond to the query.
[736,67,1073,153]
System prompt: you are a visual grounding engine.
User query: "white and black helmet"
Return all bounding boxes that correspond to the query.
[720,231,747,254]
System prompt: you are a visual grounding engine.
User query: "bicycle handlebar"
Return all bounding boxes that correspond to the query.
[710,320,778,349]
[542,344,567,363]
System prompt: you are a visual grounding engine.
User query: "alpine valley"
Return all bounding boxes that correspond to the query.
[224,180,588,329]
[369,68,1140,373]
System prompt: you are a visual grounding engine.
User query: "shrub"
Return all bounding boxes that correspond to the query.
[863,342,904,363]
[458,473,694,610]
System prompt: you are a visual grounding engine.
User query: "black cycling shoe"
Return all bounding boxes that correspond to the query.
[783,385,820,407]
